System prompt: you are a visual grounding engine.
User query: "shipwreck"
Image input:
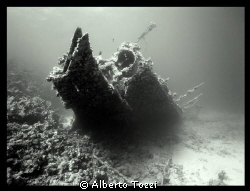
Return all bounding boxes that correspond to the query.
[47,24,203,138]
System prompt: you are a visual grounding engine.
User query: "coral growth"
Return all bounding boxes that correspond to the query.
[7,96,56,125]
[7,61,127,185]
[7,59,54,100]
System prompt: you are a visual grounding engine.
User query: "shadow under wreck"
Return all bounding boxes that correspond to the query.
[47,27,183,141]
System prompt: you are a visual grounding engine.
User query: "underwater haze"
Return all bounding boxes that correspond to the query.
[7,7,245,186]
[7,7,244,115]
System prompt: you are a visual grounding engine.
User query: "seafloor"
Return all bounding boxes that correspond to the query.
[7,61,244,186]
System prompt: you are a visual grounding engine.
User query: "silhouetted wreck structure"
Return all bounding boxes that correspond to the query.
[47,27,183,137]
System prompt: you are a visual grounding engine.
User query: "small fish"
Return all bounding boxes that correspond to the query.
[99,51,102,56]
[112,38,114,42]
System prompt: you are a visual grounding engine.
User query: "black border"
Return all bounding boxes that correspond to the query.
[3,2,247,190]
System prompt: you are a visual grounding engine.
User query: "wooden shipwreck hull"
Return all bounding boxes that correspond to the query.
[47,28,182,135]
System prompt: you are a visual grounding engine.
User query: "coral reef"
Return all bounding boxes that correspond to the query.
[7,59,54,101]
[47,27,182,137]
[7,96,56,125]
[7,118,114,186]
[7,59,139,186]
[7,89,125,185]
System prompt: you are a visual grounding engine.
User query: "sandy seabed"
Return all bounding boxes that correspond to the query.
[134,110,245,186]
